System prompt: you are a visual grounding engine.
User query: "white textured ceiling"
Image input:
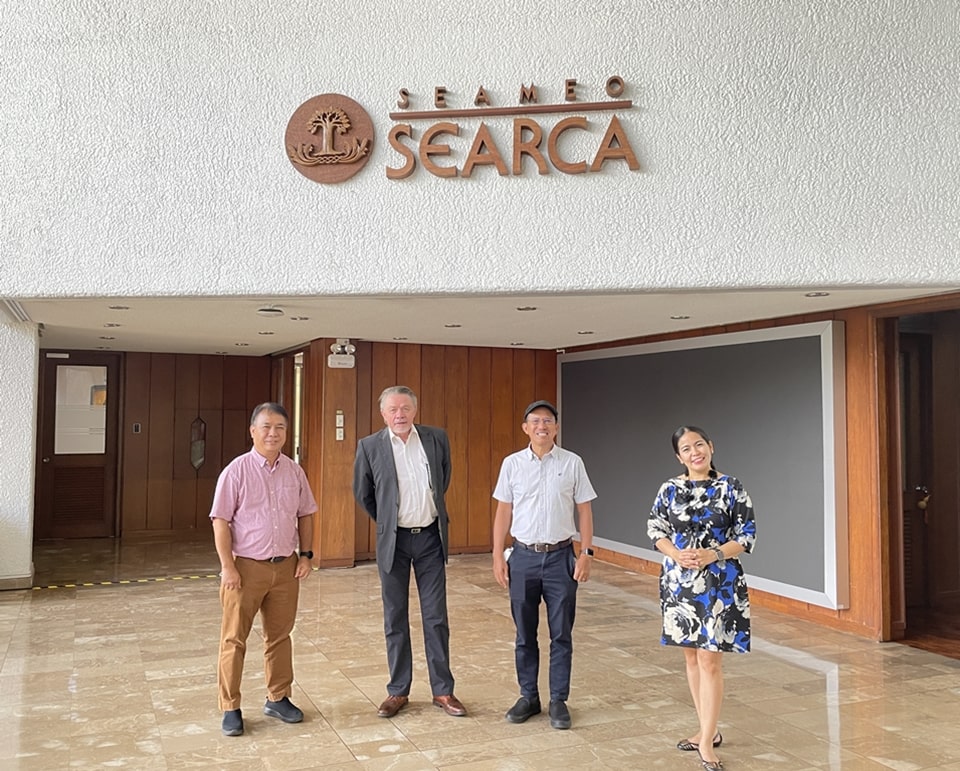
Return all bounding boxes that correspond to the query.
[10,287,956,356]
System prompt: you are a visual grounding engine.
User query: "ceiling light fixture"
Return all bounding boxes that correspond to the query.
[392,336,408,341]
[108,305,130,310]
[516,306,537,312]
[670,314,690,320]
[290,316,309,321]
[103,322,121,328]
[234,342,249,347]
[256,306,284,317]
[805,291,830,298]
[258,331,275,336]
[510,342,524,346]
[577,330,594,335]
[98,336,115,340]
[215,351,228,355]
[444,323,462,328]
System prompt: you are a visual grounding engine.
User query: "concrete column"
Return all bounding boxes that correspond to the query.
[0,320,39,589]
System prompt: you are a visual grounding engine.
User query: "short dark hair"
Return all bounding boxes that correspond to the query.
[250,402,289,426]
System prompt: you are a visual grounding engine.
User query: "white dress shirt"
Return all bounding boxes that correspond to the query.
[390,426,438,528]
[492,443,597,545]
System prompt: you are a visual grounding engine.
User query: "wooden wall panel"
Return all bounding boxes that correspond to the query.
[199,356,224,411]
[146,354,176,530]
[318,338,358,566]
[419,345,446,427]
[222,358,248,411]
[120,352,270,537]
[445,347,470,549]
[353,342,374,559]
[121,352,151,532]
[467,348,494,549]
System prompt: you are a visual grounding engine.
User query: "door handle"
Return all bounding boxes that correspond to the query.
[42,457,51,463]
[915,485,930,523]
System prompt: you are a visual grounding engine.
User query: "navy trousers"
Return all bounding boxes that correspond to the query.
[379,522,455,697]
[508,543,579,702]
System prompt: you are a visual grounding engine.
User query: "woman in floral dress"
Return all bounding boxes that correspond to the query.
[648,426,756,771]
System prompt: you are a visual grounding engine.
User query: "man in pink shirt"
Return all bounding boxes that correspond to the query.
[210,402,318,737]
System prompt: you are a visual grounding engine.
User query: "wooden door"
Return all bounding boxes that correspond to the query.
[35,351,121,539]
[899,333,932,608]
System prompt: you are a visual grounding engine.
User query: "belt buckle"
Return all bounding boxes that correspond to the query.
[534,543,549,553]
[410,527,422,534]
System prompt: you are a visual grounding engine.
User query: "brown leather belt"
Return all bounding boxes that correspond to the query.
[513,537,573,553]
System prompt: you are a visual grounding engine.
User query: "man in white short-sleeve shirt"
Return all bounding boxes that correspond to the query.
[492,400,597,730]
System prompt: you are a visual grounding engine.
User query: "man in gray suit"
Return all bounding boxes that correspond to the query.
[353,385,467,719]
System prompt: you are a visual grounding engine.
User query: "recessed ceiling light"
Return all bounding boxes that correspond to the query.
[103,323,122,328]
[577,330,594,335]
[670,314,690,320]
[96,346,111,350]
[290,316,310,321]
[444,323,462,328]
[108,305,129,310]
[215,351,228,355]
[234,342,249,347]
[258,331,274,336]
[256,306,284,317]
[516,306,537,312]
[805,291,830,298]
[98,336,115,340]
[392,336,408,341]
[510,341,524,346]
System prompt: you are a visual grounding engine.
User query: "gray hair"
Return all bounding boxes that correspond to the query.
[250,402,289,425]
[378,385,418,408]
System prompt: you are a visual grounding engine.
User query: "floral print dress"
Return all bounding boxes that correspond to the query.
[648,473,756,653]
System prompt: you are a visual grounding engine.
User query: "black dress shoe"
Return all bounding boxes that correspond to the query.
[548,700,571,730]
[221,709,243,736]
[505,696,541,723]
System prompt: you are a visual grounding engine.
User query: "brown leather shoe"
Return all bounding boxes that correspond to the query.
[377,695,408,718]
[432,693,467,717]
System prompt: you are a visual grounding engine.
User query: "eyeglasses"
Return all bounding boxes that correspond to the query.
[525,418,555,426]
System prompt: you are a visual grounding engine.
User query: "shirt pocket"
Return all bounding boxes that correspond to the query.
[278,484,302,513]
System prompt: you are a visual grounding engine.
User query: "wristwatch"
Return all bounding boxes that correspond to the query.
[583,547,595,557]
[711,547,725,565]
[299,550,314,560]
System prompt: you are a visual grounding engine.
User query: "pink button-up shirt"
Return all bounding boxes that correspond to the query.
[209,448,318,560]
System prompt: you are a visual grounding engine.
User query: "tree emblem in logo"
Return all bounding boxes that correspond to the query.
[285,94,373,183]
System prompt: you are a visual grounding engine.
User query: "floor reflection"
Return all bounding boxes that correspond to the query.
[2,541,958,769]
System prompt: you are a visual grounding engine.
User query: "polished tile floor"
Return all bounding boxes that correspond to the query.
[2,540,960,770]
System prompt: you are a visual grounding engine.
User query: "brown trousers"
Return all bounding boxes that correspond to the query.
[217,555,299,710]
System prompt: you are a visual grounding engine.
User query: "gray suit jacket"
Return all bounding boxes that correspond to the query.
[353,425,452,572]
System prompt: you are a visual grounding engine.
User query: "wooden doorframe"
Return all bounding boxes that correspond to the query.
[876,295,960,640]
[34,350,123,539]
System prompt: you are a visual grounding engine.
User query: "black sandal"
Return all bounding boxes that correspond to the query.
[676,733,722,751]
[697,747,724,770]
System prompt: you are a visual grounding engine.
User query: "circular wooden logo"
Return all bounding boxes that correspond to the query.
[285,94,374,183]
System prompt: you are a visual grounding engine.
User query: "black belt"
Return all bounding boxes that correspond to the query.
[398,519,438,534]
[513,537,573,553]
[263,555,291,563]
